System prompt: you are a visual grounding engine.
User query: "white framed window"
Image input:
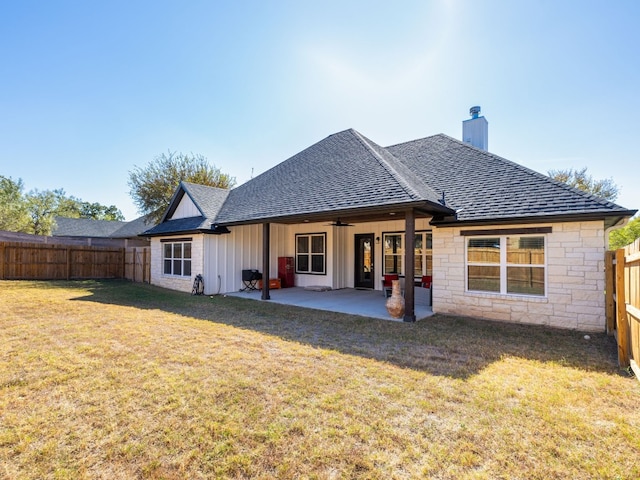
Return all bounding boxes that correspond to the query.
[383,231,432,278]
[466,235,546,296]
[296,233,326,274]
[162,239,192,277]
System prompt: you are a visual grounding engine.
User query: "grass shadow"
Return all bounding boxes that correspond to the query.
[70,279,622,379]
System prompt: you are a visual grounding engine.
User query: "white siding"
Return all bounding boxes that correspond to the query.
[203,224,261,294]
[172,195,200,219]
[200,218,433,294]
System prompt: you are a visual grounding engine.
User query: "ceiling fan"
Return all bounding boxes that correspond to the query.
[326,219,354,227]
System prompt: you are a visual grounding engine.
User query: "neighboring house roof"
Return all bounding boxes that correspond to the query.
[53,215,154,239]
[142,129,636,237]
[53,217,127,237]
[110,215,156,238]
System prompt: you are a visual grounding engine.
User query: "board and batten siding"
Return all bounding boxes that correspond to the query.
[203,224,288,295]
[431,220,607,331]
[202,218,435,294]
[172,195,200,219]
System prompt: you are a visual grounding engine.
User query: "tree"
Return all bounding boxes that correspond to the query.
[25,189,79,235]
[610,216,640,250]
[128,151,236,223]
[78,202,125,221]
[547,167,619,202]
[23,189,125,236]
[1,176,125,235]
[547,168,636,249]
[0,176,31,232]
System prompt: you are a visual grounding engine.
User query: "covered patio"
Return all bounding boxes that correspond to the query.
[228,287,434,321]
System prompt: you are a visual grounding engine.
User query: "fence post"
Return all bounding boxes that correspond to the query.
[122,248,127,280]
[0,242,6,280]
[66,247,71,280]
[615,248,629,368]
[132,247,137,283]
[142,247,147,283]
[0,242,5,280]
[605,251,615,334]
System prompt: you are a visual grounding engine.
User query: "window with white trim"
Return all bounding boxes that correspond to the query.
[296,233,326,274]
[163,241,192,277]
[466,235,545,296]
[382,231,432,277]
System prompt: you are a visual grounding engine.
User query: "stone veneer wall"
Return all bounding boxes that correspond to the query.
[149,235,204,293]
[432,220,606,332]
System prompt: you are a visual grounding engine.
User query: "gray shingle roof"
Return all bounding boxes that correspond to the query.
[142,182,230,236]
[386,134,634,225]
[141,216,206,236]
[143,129,636,237]
[53,217,127,237]
[180,182,230,219]
[54,215,155,239]
[215,129,449,224]
[110,215,155,238]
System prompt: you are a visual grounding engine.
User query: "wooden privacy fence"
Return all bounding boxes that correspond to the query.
[124,247,151,283]
[0,242,150,283]
[605,237,640,374]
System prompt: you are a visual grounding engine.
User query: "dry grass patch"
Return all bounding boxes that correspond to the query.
[1,280,639,479]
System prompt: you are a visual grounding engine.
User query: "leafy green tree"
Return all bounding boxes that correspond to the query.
[128,151,236,223]
[0,176,31,232]
[25,189,78,235]
[610,216,640,250]
[78,202,125,221]
[548,167,619,202]
[24,189,125,236]
[548,168,636,249]
[1,176,125,235]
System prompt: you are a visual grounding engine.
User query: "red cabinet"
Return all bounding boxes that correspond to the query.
[278,257,294,288]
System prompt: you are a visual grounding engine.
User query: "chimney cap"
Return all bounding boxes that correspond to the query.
[469,106,481,119]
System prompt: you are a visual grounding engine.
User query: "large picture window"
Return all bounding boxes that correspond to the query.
[163,240,192,277]
[466,235,545,296]
[296,233,326,274]
[383,231,432,278]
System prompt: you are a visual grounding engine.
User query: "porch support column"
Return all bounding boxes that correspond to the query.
[403,208,416,322]
[262,222,270,300]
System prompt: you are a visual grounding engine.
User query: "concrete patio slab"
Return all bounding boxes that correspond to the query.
[227,287,434,321]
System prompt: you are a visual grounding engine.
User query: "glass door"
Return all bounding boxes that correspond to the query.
[354,233,374,289]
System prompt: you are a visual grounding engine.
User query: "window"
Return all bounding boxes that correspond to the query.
[413,232,433,278]
[163,240,192,277]
[506,236,545,295]
[296,233,326,274]
[383,234,403,274]
[383,231,432,277]
[466,235,545,296]
[467,238,500,292]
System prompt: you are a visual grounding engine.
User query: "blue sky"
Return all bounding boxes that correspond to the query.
[1,0,638,221]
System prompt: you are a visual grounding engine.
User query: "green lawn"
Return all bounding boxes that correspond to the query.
[1,280,638,479]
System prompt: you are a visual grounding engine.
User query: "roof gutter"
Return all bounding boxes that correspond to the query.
[213,200,455,227]
[430,210,637,229]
